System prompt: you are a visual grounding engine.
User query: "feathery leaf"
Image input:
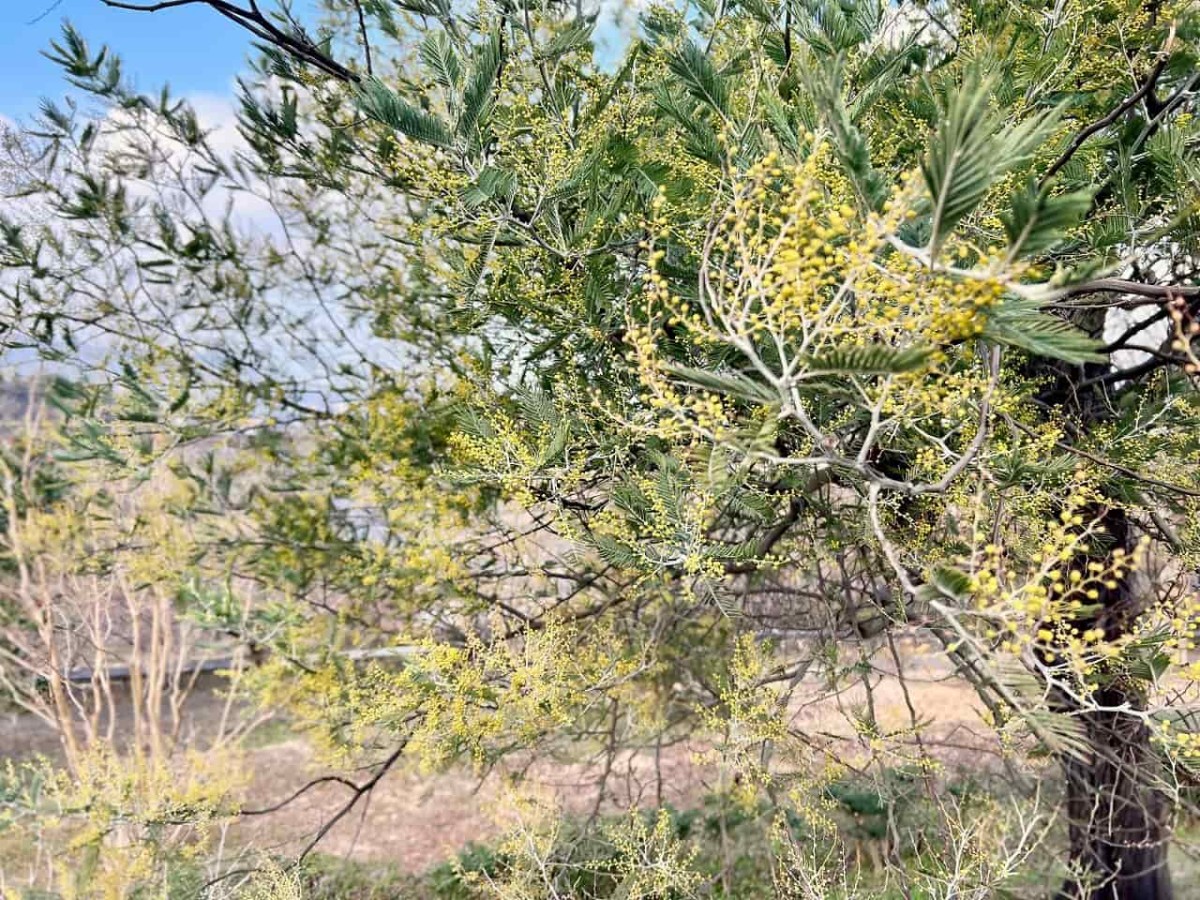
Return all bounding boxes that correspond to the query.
[667,41,730,118]
[800,345,935,375]
[982,298,1104,364]
[356,77,453,148]
[458,31,503,142]
[1003,180,1094,259]
[922,72,1058,258]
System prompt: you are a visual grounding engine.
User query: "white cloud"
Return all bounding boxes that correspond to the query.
[3,80,423,406]
[186,92,244,156]
[1103,242,1192,377]
[88,87,283,237]
[1105,305,1172,375]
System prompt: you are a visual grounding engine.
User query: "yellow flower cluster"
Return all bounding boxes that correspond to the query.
[279,620,638,773]
[1155,718,1200,766]
[628,143,1012,457]
[6,745,244,899]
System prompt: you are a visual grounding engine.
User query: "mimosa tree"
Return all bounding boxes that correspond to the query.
[3,0,1200,895]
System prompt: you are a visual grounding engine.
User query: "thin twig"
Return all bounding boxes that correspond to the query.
[295,741,408,862]
[1040,54,1169,185]
[102,0,361,82]
[1004,415,1200,498]
[351,0,373,76]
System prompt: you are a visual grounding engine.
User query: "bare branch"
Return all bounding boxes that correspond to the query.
[1040,52,1170,185]
[101,0,362,83]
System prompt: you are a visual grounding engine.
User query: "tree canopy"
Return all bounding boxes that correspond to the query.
[2,0,1200,896]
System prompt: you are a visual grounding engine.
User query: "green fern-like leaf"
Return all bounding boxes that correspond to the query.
[420,32,461,92]
[458,31,503,143]
[664,364,778,404]
[356,78,452,148]
[800,344,935,375]
[1003,180,1094,259]
[982,298,1104,364]
[592,534,641,569]
[537,19,595,60]
[462,166,516,207]
[653,85,723,165]
[1025,708,1091,761]
[667,41,729,117]
[922,72,1057,257]
[803,59,887,210]
[762,92,800,154]
[797,0,873,54]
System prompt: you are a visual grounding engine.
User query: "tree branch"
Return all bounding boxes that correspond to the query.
[1040,54,1169,185]
[296,740,408,862]
[101,0,361,83]
[1055,277,1199,303]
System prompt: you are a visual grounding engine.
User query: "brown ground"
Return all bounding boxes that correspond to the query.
[227,647,993,872]
[0,646,998,875]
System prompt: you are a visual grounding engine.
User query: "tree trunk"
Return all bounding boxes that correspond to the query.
[1056,508,1173,900]
[1057,695,1173,899]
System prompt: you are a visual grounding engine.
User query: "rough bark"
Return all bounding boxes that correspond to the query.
[1056,509,1173,900]
[1058,699,1173,899]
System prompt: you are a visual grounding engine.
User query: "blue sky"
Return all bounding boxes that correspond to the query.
[1,0,256,121]
[2,0,639,123]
